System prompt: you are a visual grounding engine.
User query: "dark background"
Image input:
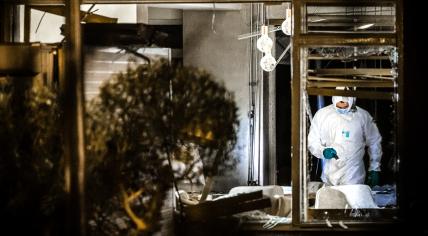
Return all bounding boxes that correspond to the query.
[401,1,427,234]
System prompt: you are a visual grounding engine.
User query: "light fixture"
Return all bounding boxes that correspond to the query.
[281,8,292,36]
[243,8,292,72]
[281,19,291,36]
[260,52,276,72]
[256,25,273,53]
[357,23,375,30]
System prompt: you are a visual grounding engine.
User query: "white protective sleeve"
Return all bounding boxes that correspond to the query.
[363,114,383,171]
[308,112,325,159]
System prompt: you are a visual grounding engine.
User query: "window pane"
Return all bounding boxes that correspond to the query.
[301,46,399,223]
[305,3,396,34]
[30,9,64,43]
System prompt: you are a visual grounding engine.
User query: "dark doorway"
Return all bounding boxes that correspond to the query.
[275,63,291,186]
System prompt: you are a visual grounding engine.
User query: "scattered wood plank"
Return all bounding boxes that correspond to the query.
[307,81,393,88]
[308,55,389,60]
[307,76,394,88]
[313,68,391,76]
[307,88,394,100]
[184,190,271,221]
[307,76,393,82]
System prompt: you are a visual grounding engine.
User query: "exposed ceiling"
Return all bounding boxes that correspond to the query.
[144,4,241,11]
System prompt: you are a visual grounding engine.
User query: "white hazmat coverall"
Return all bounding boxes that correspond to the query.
[308,96,382,186]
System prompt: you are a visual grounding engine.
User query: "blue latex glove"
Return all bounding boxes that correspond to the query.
[367,171,380,187]
[322,148,337,159]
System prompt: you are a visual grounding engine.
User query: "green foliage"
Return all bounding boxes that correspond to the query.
[0,77,64,234]
[0,59,238,235]
[85,59,239,235]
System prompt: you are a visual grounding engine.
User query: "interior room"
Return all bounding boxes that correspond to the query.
[0,0,425,235]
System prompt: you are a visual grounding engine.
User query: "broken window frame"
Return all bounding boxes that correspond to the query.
[291,0,403,227]
[5,0,404,232]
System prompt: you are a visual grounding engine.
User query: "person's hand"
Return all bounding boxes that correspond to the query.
[366,171,380,187]
[322,148,337,159]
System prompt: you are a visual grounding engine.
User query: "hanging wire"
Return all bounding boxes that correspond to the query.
[247,3,255,185]
[256,3,262,185]
[237,26,281,40]
[274,44,291,67]
[247,3,263,186]
[211,2,217,34]
[247,3,264,186]
[81,4,96,22]
[35,11,47,34]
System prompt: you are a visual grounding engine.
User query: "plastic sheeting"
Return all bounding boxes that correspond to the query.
[372,184,397,207]
[315,184,379,209]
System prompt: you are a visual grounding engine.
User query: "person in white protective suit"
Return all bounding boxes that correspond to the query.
[308,94,382,187]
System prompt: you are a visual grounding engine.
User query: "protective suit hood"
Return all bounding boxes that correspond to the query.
[332,96,356,114]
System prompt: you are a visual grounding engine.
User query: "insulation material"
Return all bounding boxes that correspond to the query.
[315,187,348,209]
[331,184,378,208]
[315,184,379,209]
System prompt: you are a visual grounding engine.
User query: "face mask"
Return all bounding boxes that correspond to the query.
[336,108,349,114]
[332,96,356,114]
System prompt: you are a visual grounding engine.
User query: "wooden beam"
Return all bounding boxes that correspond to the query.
[291,0,302,225]
[297,34,396,46]
[184,191,271,221]
[81,23,182,48]
[307,87,395,100]
[313,68,391,76]
[63,0,86,235]
[199,176,213,202]
[307,76,394,88]
[308,22,393,27]
[0,3,13,42]
[4,0,289,4]
[307,81,394,88]
[308,75,394,82]
[302,0,396,5]
[24,5,30,42]
[0,44,41,75]
[308,55,389,60]
[308,15,395,24]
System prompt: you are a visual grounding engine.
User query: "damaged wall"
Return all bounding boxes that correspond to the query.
[28,4,253,193]
[183,8,250,192]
